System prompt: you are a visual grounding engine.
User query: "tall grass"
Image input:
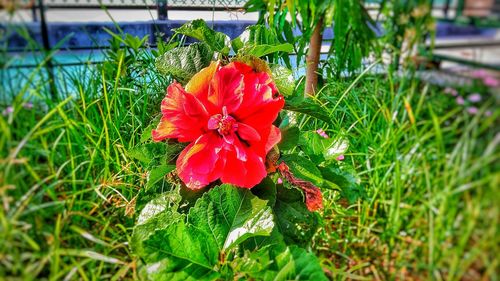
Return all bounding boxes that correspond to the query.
[1,37,170,279]
[314,74,498,280]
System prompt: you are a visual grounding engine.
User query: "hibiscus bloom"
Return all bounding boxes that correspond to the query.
[152,61,284,189]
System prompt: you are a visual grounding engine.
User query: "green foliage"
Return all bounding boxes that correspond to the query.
[273,186,321,246]
[232,25,293,58]
[278,126,300,150]
[174,19,231,55]
[270,64,295,96]
[132,185,326,280]
[155,42,213,84]
[245,0,377,76]
[329,0,378,77]
[285,96,334,126]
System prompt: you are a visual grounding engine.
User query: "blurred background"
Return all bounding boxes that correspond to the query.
[1,0,500,87]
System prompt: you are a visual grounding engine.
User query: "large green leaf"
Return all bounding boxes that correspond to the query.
[155,42,213,84]
[188,184,275,250]
[131,192,183,257]
[278,126,300,151]
[174,20,231,55]
[143,219,219,269]
[320,166,365,203]
[272,246,327,281]
[239,43,294,58]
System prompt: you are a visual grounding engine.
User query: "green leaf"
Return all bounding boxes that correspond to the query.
[299,131,334,158]
[188,184,275,250]
[232,25,293,57]
[174,20,231,55]
[139,258,220,281]
[146,165,175,190]
[131,192,183,257]
[240,43,294,58]
[278,126,300,151]
[155,42,213,84]
[285,97,335,126]
[280,154,323,187]
[144,219,219,269]
[250,177,277,207]
[273,186,321,246]
[271,64,295,97]
[320,166,365,203]
[140,117,160,144]
[127,142,183,168]
[272,246,328,281]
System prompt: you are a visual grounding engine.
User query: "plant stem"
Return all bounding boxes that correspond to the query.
[304,16,323,97]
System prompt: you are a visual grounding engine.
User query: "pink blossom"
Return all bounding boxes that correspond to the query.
[483,76,500,88]
[467,107,478,115]
[336,154,345,161]
[456,96,465,105]
[277,177,283,184]
[2,106,13,116]
[316,129,329,138]
[470,69,488,79]
[467,93,482,103]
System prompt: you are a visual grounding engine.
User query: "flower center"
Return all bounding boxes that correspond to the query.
[208,106,238,136]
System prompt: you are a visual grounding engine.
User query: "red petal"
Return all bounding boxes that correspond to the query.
[176,133,223,189]
[220,145,267,188]
[153,82,209,142]
[232,71,284,131]
[207,65,244,114]
[237,122,261,142]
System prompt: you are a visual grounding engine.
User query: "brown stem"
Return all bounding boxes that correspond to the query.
[304,16,324,97]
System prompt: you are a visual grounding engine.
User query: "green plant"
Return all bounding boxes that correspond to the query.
[245,0,378,95]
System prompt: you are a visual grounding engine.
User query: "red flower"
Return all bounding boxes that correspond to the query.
[152,61,284,189]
